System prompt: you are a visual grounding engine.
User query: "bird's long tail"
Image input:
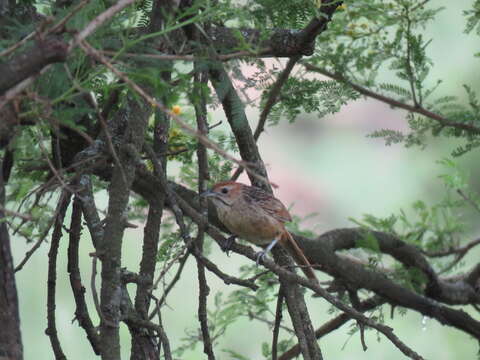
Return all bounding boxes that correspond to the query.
[281,230,318,283]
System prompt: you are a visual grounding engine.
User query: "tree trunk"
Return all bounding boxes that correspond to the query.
[0,157,23,360]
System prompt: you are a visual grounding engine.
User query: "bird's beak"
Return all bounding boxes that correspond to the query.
[200,189,215,198]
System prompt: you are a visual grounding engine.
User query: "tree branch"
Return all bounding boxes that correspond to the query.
[46,190,71,360]
[67,196,101,355]
[171,195,426,359]
[232,0,341,180]
[279,296,385,360]
[193,60,216,360]
[271,289,284,360]
[0,154,23,359]
[209,60,271,190]
[161,182,480,340]
[98,97,150,359]
[302,63,480,134]
[0,37,68,95]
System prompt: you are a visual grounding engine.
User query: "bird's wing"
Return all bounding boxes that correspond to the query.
[242,185,292,223]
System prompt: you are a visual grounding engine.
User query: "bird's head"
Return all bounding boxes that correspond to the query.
[201,181,243,207]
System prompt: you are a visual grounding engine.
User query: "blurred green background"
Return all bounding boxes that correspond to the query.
[13,1,480,359]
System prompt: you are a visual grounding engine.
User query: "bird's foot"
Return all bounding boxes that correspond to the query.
[255,238,279,265]
[221,235,237,255]
[255,250,268,265]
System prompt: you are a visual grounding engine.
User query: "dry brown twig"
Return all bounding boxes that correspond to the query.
[0,0,90,59]
[69,0,136,51]
[0,0,134,112]
[100,48,273,62]
[78,40,277,188]
[90,251,102,323]
[0,206,33,221]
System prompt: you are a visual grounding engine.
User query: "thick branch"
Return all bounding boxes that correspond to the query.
[131,198,165,360]
[94,150,480,341]
[299,229,480,339]
[207,27,315,57]
[161,182,480,340]
[105,24,334,61]
[0,155,23,360]
[99,98,149,360]
[315,228,480,306]
[0,37,68,95]
[209,61,271,190]
[232,0,341,181]
[170,195,425,360]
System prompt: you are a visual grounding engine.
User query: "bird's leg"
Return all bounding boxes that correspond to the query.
[221,235,237,255]
[256,237,279,265]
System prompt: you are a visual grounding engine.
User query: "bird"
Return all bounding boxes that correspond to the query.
[202,181,318,282]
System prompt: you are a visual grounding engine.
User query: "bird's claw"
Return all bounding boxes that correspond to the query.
[255,250,267,265]
[221,235,236,255]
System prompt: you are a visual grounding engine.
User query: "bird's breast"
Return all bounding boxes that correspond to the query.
[216,200,283,245]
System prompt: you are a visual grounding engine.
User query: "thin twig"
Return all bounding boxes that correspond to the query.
[15,191,69,272]
[302,63,480,134]
[149,252,190,319]
[90,252,102,320]
[67,197,101,354]
[231,56,300,181]
[69,0,136,51]
[411,0,431,12]
[424,237,480,258]
[176,198,426,360]
[101,48,273,62]
[0,205,33,221]
[62,64,127,186]
[457,189,480,214]
[0,0,90,58]
[256,56,300,141]
[247,311,294,334]
[143,144,191,243]
[358,322,367,351]
[0,29,39,58]
[46,191,71,360]
[77,174,104,248]
[192,248,258,291]
[79,40,274,188]
[48,0,91,35]
[278,297,385,360]
[151,245,189,292]
[156,309,173,360]
[272,289,284,360]
[194,63,216,360]
[196,237,216,360]
[404,5,419,107]
[1,0,134,111]
[36,132,76,194]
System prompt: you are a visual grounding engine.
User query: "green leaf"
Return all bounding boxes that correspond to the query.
[356,232,380,253]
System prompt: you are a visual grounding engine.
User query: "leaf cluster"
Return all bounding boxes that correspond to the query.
[311,0,480,155]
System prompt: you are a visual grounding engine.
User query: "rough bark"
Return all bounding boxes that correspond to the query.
[0,37,68,95]
[0,156,23,360]
[99,98,150,360]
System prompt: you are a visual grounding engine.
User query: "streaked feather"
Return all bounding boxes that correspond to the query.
[242,185,292,223]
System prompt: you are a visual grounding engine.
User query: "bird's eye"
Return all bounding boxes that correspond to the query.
[221,187,228,194]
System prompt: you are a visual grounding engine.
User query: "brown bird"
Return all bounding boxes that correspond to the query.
[202,181,318,282]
